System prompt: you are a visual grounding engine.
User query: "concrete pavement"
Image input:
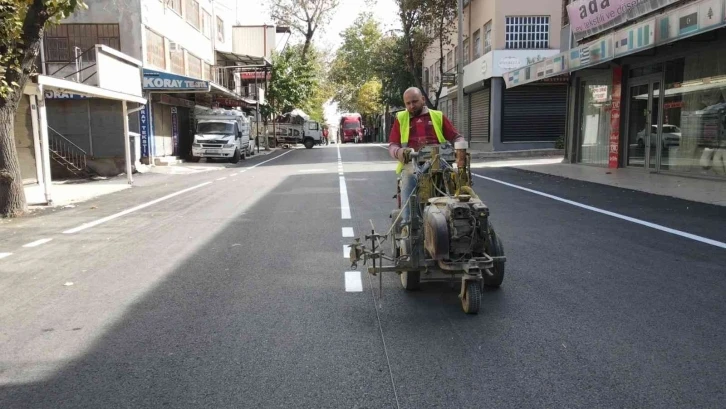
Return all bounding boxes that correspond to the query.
[1,144,725,408]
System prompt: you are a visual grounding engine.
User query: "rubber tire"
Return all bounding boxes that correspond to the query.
[400,271,420,291]
[189,156,200,163]
[484,222,505,288]
[304,138,315,149]
[229,149,241,164]
[462,280,481,314]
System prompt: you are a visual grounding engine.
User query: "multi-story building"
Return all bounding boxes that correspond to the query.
[505,0,726,180]
[422,0,568,151]
[35,0,273,168]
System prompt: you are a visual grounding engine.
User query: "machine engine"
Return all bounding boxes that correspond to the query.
[423,195,489,260]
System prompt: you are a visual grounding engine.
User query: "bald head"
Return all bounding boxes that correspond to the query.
[403,87,425,116]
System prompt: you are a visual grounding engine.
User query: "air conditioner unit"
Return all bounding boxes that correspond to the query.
[168,41,182,52]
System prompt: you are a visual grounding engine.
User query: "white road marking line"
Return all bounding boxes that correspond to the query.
[62,151,292,235]
[63,182,212,234]
[343,245,351,258]
[342,227,354,237]
[23,238,53,248]
[339,172,344,176]
[0,253,12,259]
[473,173,726,250]
[298,169,325,173]
[216,177,227,181]
[345,271,363,292]
[339,177,351,219]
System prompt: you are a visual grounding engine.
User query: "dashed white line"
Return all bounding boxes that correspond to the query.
[0,253,12,259]
[216,177,227,181]
[342,227,354,237]
[339,177,351,220]
[23,238,53,248]
[473,173,726,250]
[343,245,351,258]
[298,169,326,173]
[345,271,363,292]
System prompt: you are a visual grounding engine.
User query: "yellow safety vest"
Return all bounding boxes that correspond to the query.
[395,109,446,174]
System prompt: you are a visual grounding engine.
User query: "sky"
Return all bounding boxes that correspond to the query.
[232,0,402,125]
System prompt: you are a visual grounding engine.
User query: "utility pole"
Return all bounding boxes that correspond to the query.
[456,0,464,134]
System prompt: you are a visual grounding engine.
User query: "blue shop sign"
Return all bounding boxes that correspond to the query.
[142,68,210,91]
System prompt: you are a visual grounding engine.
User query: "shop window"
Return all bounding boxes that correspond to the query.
[578,75,612,166]
[145,28,166,70]
[661,52,726,177]
[505,16,549,49]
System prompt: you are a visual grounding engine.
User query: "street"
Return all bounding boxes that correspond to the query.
[1,144,725,408]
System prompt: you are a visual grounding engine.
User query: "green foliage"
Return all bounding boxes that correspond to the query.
[0,0,85,98]
[375,35,416,108]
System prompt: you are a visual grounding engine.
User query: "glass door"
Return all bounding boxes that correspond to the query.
[626,80,662,169]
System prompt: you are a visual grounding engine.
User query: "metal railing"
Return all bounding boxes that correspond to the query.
[47,126,88,173]
[48,45,98,83]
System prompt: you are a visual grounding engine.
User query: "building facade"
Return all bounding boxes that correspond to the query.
[422,0,568,151]
[33,0,272,169]
[505,0,726,180]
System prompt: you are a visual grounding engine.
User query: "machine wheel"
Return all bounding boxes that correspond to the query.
[229,149,241,164]
[304,138,315,149]
[461,280,481,314]
[484,222,505,288]
[400,271,420,291]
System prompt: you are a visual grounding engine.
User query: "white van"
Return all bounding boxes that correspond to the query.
[191,108,251,163]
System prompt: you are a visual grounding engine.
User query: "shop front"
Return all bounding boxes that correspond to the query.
[507,0,726,180]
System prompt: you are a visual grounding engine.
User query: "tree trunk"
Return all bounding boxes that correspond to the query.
[0,0,53,217]
[404,35,433,109]
[0,106,28,217]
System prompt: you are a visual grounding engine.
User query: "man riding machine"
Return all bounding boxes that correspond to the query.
[349,88,506,314]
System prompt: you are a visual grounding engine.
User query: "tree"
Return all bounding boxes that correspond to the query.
[394,0,456,109]
[375,34,416,108]
[266,44,317,117]
[356,79,382,118]
[0,0,85,217]
[268,0,340,60]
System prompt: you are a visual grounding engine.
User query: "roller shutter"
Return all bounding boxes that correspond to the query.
[469,88,490,142]
[502,85,567,142]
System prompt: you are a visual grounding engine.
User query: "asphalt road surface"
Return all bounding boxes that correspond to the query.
[1,144,725,408]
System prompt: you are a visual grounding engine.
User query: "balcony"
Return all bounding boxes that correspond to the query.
[43,45,143,97]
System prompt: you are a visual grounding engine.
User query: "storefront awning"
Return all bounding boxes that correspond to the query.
[216,51,271,68]
[32,74,147,104]
[210,82,242,99]
[504,0,726,89]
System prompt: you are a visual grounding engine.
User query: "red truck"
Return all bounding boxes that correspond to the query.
[339,113,363,144]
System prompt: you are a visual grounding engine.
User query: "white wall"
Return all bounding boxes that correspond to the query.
[141,0,215,65]
[213,0,235,53]
[232,26,276,59]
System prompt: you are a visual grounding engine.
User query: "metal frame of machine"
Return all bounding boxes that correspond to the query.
[349,143,507,314]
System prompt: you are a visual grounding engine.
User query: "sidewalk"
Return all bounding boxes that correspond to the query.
[485,157,726,207]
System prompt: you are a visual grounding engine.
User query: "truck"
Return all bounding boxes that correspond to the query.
[273,109,324,149]
[191,107,253,163]
[339,113,363,144]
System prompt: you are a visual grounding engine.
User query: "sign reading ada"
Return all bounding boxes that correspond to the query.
[142,68,210,91]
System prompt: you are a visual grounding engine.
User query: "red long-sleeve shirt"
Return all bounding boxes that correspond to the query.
[388,109,463,161]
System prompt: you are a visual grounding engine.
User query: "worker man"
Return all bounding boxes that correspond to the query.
[388,87,465,232]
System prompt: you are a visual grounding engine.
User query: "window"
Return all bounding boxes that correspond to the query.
[484,21,492,54]
[308,122,319,131]
[43,24,120,63]
[447,50,453,71]
[187,53,202,79]
[217,17,225,42]
[145,28,166,69]
[434,61,440,84]
[170,45,185,74]
[203,62,213,81]
[201,9,212,38]
[505,16,550,49]
[473,29,481,59]
[166,0,182,15]
[186,0,200,29]
[463,38,470,65]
